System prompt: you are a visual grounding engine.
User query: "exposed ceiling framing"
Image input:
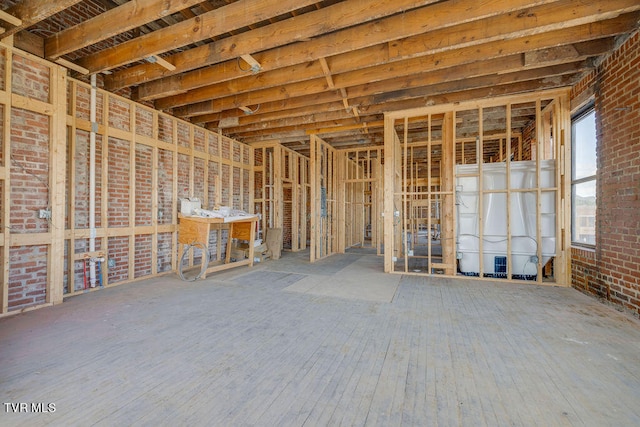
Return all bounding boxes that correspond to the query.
[1,0,639,154]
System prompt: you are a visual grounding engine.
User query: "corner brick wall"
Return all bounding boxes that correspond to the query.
[570,30,640,316]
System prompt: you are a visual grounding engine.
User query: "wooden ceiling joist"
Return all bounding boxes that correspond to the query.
[44,0,205,59]
[146,55,176,71]
[133,0,557,100]
[240,54,262,74]
[107,0,441,92]
[0,10,22,27]
[157,4,638,113]
[54,58,90,74]
[76,0,322,73]
[170,15,631,119]
[11,0,638,152]
[0,0,84,39]
[142,0,640,106]
[223,64,590,140]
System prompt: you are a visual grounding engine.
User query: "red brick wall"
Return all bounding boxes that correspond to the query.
[243,169,250,212]
[157,233,173,273]
[570,30,640,316]
[135,108,154,138]
[107,236,129,283]
[135,144,153,226]
[283,187,293,249]
[177,153,190,200]
[209,133,219,157]
[12,54,50,102]
[194,157,205,202]
[158,149,174,225]
[134,234,152,278]
[221,164,230,206]
[158,115,173,144]
[10,108,50,233]
[8,245,47,310]
[194,128,206,152]
[108,98,131,132]
[107,137,130,228]
[178,122,190,149]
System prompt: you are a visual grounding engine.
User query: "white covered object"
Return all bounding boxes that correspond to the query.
[456,160,556,278]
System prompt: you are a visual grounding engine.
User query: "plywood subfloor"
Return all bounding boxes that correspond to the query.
[1,251,639,426]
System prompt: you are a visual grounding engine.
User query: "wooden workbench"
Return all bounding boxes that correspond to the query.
[178,214,259,279]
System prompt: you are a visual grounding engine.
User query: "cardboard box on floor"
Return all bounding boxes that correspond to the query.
[233,228,282,262]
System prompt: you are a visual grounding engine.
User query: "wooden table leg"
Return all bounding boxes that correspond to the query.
[225,223,233,264]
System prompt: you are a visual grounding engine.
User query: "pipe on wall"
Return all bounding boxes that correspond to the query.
[89,74,97,287]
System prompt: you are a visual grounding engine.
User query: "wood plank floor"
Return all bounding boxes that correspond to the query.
[1,251,639,426]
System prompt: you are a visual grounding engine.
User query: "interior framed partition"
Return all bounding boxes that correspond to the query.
[66,78,254,297]
[310,135,338,262]
[384,90,571,285]
[336,147,383,255]
[252,141,309,251]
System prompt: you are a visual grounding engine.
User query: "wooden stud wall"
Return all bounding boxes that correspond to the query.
[0,44,9,314]
[0,42,254,315]
[337,147,383,255]
[384,89,571,285]
[310,135,338,262]
[252,141,309,252]
[65,78,253,296]
[0,42,68,314]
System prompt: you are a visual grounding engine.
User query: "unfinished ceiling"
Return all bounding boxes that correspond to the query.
[1,0,639,153]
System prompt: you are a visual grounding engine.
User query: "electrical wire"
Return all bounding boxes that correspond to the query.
[178,242,210,282]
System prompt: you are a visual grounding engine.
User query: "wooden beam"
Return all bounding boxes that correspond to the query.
[168,15,628,117]
[13,30,44,57]
[524,44,581,66]
[45,0,204,59]
[240,54,262,73]
[0,10,22,27]
[54,58,90,75]
[134,0,640,102]
[77,0,322,73]
[105,0,441,91]
[48,62,68,305]
[307,121,384,135]
[147,55,176,72]
[318,57,334,89]
[0,0,84,39]
[179,13,624,115]
[207,66,581,143]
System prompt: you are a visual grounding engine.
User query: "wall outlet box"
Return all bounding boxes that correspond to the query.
[38,209,51,219]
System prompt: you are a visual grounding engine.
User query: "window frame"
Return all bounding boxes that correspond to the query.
[571,103,597,247]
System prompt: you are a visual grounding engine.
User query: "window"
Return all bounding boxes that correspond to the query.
[571,107,596,246]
